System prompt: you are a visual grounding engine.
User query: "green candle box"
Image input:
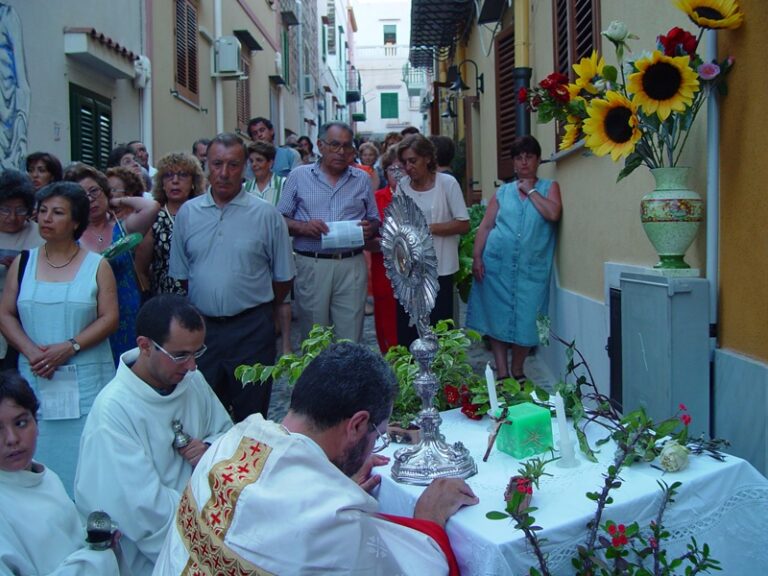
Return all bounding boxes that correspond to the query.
[493,402,553,459]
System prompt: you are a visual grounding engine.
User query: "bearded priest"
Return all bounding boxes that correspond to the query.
[153,342,478,575]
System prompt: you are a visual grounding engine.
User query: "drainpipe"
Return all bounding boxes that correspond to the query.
[705,28,719,351]
[214,0,224,133]
[513,0,531,135]
[297,0,304,138]
[135,56,153,163]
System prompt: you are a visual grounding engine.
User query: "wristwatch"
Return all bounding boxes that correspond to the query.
[526,188,537,197]
[69,338,81,354]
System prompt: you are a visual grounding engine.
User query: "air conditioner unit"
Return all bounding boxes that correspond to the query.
[303,75,315,97]
[213,36,242,76]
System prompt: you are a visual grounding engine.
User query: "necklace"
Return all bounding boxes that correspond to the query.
[164,205,176,226]
[44,244,80,269]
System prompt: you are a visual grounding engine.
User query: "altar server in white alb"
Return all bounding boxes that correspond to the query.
[0,372,120,575]
[154,342,478,576]
[75,295,232,576]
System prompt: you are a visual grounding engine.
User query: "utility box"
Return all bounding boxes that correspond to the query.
[214,36,241,75]
[620,273,710,437]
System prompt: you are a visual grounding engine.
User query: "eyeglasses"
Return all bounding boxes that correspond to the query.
[321,140,355,154]
[162,171,192,180]
[151,339,207,364]
[109,188,126,195]
[84,187,104,200]
[370,421,390,453]
[0,207,29,217]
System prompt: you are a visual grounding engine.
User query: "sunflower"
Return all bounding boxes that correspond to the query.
[560,115,583,151]
[572,51,606,95]
[583,92,642,161]
[627,51,699,121]
[674,0,744,30]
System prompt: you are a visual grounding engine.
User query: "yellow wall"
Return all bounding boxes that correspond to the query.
[719,0,768,361]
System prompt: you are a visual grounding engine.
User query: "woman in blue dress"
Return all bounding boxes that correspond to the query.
[0,182,118,494]
[466,136,562,381]
[64,163,159,366]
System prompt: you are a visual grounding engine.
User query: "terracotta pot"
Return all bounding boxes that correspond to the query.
[504,475,533,514]
[387,424,420,445]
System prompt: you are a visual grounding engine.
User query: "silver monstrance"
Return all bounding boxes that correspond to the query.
[381,170,476,485]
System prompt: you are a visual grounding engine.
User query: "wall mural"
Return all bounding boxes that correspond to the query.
[0,3,29,170]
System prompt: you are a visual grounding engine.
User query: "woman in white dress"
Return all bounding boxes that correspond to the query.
[0,372,120,574]
[0,182,118,495]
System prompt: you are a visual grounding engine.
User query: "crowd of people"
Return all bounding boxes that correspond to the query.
[0,119,561,574]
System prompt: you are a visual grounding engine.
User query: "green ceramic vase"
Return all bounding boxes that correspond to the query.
[640,167,703,269]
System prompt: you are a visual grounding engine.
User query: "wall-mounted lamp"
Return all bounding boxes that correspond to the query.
[441,97,457,119]
[448,59,484,96]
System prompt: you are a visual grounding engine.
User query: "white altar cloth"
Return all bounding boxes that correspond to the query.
[377,409,768,575]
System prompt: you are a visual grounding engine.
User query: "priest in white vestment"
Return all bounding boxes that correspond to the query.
[74,296,233,576]
[154,342,478,575]
[0,371,120,575]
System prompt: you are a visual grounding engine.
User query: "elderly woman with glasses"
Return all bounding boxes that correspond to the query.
[135,152,204,298]
[0,170,44,371]
[0,181,118,495]
[64,163,159,366]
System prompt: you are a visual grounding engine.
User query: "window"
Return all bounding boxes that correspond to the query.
[327,2,336,55]
[236,54,251,133]
[553,0,600,78]
[174,0,199,103]
[383,24,397,45]
[552,0,600,146]
[380,93,398,119]
[494,26,517,181]
[69,84,112,170]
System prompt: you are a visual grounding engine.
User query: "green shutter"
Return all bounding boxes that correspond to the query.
[69,84,112,170]
[380,93,398,119]
[383,24,397,45]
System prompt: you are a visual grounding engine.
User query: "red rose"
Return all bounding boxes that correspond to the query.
[460,403,484,420]
[517,87,528,104]
[658,27,697,57]
[681,413,692,426]
[539,72,568,90]
[551,84,570,103]
[444,385,460,405]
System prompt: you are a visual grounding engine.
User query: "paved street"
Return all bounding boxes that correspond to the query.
[267,300,556,421]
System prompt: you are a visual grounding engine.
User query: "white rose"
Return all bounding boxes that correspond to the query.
[602,21,629,43]
[659,440,689,473]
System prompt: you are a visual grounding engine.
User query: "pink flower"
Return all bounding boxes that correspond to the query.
[678,403,687,411]
[698,62,721,80]
[649,537,658,549]
[681,414,692,426]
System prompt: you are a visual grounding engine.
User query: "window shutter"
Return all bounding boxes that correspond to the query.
[175,0,199,103]
[495,26,517,181]
[381,93,398,119]
[69,84,112,171]
[236,56,251,132]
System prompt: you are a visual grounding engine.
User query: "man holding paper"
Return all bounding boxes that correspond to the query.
[278,122,380,342]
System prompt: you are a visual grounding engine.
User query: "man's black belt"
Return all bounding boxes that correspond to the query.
[295,248,364,260]
[203,302,270,323]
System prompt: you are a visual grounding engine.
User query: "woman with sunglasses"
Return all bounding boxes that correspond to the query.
[0,181,118,495]
[135,152,204,298]
[64,163,159,366]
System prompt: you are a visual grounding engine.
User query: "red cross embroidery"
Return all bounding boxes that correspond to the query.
[210,511,221,525]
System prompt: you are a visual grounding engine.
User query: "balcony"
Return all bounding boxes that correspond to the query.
[351,99,367,123]
[279,0,299,26]
[402,62,428,97]
[346,66,361,104]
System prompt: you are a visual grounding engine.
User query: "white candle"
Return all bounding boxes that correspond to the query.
[553,391,576,463]
[485,362,500,415]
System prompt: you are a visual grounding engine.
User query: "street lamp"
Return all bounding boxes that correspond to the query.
[448,59,484,97]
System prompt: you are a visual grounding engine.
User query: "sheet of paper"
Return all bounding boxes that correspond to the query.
[321,220,365,250]
[38,364,80,420]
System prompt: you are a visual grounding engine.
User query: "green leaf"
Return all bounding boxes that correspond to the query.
[485,511,509,520]
[576,428,599,462]
[603,65,618,83]
[617,152,644,182]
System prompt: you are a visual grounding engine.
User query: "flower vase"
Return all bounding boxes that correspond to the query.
[640,167,703,269]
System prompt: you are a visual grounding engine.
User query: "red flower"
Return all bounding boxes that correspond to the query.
[649,537,658,549]
[460,403,484,420]
[617,524,626,533]
[539,72,568,90]
[607,524,617,536]
[658,27,697,57]
[612,533,628,547]
[550,84,570,103]
[444,385,460,405]
[678,403,688,411]
[515,477,533,495]
[518,87,528,104]
[681,413,692,426]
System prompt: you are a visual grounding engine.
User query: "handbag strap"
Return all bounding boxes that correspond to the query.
[17,250,29,292]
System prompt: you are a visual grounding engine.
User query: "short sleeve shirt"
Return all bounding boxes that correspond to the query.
[169,188,295,316]
[277,162,380,253]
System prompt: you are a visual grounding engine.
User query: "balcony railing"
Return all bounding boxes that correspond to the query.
[346,66,361,104]
[351,98,367,123]
[402,63,428,97]
[355,44,410,59]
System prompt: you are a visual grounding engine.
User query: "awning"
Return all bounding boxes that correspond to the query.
[63,27,138,79]
[409,0,475,70]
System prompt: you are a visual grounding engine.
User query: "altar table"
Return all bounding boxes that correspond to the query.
[376,409,768,575]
